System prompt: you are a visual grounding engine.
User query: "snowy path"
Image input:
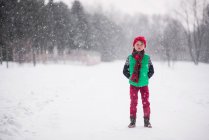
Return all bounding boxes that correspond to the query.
[0,61,209,140]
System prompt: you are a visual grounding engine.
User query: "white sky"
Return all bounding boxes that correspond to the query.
[55,0,181,15]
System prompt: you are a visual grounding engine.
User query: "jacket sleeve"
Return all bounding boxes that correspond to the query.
[123,57,130,79]
[148,58,154,79]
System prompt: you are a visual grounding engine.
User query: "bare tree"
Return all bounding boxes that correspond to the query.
[176,0,209,64]
[162,17,186,66]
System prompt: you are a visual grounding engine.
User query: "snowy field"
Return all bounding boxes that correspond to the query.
[0,61,209,140]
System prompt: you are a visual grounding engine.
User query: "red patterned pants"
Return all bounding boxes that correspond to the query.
[130,85,150,118]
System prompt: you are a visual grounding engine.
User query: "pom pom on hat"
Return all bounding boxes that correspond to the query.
[133,36,146,47]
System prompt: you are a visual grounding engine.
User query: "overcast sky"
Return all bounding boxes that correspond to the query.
[55,0,181,15]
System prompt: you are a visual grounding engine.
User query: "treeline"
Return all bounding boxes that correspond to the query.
[120,0,209,66]
[0,0,209,66]
[0,0,123,66]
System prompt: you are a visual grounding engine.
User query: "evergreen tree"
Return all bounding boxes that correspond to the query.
[71,0,89,50]
[53,2,72,55]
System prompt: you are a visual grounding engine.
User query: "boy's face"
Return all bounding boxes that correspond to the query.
[134,41,145,52]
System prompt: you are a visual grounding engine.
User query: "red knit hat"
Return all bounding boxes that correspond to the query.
[133,36,146,47]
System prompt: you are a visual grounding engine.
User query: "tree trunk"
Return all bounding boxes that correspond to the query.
[0,45,2,65]
[187,33,198,65]
[32,48,36,67]
[205,45,209,63]
[6,46,9,68]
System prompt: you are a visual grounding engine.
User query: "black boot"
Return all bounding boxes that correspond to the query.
[144,117,152,128]
[128,117,136,128]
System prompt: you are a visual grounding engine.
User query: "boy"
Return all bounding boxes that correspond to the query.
[123,36,154,128]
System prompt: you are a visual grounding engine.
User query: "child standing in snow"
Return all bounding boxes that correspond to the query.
[123,36,154,128]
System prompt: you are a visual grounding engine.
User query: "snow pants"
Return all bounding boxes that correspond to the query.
[130,85,150,118]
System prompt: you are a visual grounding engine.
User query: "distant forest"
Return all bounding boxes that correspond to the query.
[0,0,209,66]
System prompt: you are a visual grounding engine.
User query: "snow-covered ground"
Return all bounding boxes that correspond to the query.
[0,61,209,140]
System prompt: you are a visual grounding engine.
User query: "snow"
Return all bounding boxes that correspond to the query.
[0,61,209,140]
